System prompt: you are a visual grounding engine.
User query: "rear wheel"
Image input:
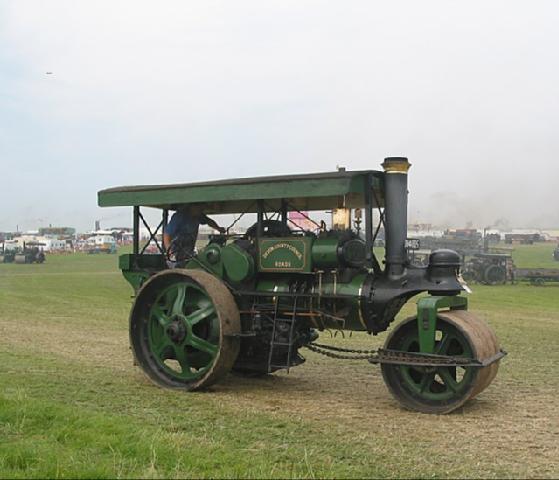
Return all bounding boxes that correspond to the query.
[130,269,240,390]
[483,265,506,285]
[461,269,475,282]
[381,310,500,414]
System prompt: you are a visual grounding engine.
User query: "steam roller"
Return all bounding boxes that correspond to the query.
[98,156,506,414]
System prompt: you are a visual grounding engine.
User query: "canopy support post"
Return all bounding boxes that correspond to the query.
[257,200,264,238]
[364,173,373,267]
[280,200,288,226]
[133,206,140,256]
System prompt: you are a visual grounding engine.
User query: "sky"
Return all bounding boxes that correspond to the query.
[1,0,558,232]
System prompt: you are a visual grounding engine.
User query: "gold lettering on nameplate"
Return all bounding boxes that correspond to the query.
[261,242,303,260]
[274,261,292,268]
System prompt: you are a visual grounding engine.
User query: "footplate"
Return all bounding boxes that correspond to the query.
[368,348,507,368]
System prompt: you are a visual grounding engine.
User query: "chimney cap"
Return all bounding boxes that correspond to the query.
[382,157,411,173]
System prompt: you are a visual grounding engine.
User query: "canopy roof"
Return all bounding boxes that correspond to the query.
[98,169,385,214]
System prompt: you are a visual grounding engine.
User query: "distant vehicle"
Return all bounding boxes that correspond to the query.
[444,228,482,241]
[462,253,515,285]
[13,241,46,264]
[485,233,501,243]
[407,249,431,267]
[515,268,559,285]
[419,234,481,258]
[85,234,117,254]
[504,233,542,245]
[0,240,18,263]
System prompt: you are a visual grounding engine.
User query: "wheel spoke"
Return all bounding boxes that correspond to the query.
[185,304,215,327]
[438,367,459,392]
[173,344,190,371]
[154,339,173,359]
[419,371,436,393]
[435,333,451,355]
[170,284,186,316]
[152,304,171,327]
[187,334,218,355]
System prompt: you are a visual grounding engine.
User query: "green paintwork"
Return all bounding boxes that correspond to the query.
[398,320,475,401]
[221,243,254,283]
[255,278,292,295]
[185,242,256,284]
[416,296,468,353]
[122,271,150,291]
[98,170,385,213]
[258,237,312,273]
[148,280,219,381]
[311,237,339,269]
[120,254,166,291]
[119,253,166,270]
[254,273,366,331]
[191,244,224,277]
[318,273,368,331]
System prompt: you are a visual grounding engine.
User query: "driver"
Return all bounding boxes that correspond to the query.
[163,204,225,262]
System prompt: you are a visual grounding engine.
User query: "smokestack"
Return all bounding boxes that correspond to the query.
[382,157,411,278]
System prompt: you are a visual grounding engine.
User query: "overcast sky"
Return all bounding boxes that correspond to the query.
[1,0,558,232]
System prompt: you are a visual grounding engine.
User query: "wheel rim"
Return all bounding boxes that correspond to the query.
[398,323,476,402]
[485,265,505,284]
[147,281,219,381]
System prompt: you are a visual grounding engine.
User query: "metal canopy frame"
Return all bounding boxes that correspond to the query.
[106,169,386,271]
[133,207,168,258]
[129,199,382,271]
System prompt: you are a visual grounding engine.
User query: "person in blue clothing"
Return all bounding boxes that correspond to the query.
[163,204,225,261]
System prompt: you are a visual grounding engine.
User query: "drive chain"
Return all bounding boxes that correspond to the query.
[303,342,377,360]
[303,342,494,367]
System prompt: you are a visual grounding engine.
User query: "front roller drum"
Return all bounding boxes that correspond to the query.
[14,254,27,264]
[381,310,500,414]
[129,269,241,390]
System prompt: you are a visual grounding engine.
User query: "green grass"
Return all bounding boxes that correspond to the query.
[0,250,558,478]
[509,242,558,269]
[0,365,369,479]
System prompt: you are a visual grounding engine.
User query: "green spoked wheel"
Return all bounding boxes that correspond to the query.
[130,269,240,390]
[381,310,500,414]
[483,265,506,285]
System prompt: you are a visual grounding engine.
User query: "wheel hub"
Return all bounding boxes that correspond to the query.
[166,318,187,344]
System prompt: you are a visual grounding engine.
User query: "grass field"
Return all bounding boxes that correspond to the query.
[0,245,558,478]
[509,242,558,269]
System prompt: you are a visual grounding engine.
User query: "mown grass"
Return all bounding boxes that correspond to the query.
[510,242,558,269]
[0,364,371,479]
[0,249,558,478]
